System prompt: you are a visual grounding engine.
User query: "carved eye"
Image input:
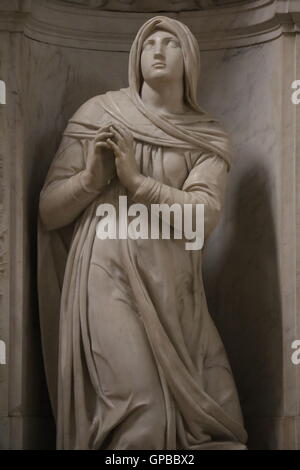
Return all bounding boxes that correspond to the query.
[143,41,154,51]
[168,39,180,48]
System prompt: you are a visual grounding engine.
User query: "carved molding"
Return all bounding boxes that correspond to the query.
[56,0,247,11]
[0,0,299,50]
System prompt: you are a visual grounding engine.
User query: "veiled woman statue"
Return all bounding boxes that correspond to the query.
[38,16,247,450]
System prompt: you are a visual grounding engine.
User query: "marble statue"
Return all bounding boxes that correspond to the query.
[38,15,248,450]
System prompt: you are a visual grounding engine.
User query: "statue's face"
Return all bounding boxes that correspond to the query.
[140,29,184,85]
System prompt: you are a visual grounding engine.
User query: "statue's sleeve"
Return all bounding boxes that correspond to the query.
[132,151,228,240]
[39,136,104,231]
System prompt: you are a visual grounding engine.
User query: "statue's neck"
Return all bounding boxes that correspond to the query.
[140,81,187,115]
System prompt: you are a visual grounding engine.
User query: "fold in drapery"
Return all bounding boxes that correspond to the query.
[64,88,231,168]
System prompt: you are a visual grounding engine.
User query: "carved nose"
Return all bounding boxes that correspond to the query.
[153,52,164,61]
[153,42,164,58]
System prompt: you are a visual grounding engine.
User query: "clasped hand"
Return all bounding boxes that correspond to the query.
[94,123,143,194]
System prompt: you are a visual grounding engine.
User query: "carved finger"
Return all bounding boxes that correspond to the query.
[94,131,113,142]
[110,125,124,140]
[99,122,115,132]
[110,126,127,145]
[116,124,133,142]
[110,128,126,151]
[95,141,110,149]
[107,138,121,157]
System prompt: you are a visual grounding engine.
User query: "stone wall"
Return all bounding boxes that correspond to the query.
[0,0,299,449]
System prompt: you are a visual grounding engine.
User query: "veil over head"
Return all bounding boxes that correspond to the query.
[128,16,201,112]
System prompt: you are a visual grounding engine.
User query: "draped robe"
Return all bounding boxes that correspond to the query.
[38,87,248,450]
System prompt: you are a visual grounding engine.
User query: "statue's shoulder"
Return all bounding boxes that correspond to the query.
[70,88,127,123]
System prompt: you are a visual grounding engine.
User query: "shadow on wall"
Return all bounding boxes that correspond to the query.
[26,144,57,450]
[203,157,283,450]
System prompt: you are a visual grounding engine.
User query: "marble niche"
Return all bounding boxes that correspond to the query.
[0,0,299,449]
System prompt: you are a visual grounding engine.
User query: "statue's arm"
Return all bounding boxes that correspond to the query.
[39,136,108,231]
[131,152,228,240]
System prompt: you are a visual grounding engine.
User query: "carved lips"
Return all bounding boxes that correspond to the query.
[152,62,166,68]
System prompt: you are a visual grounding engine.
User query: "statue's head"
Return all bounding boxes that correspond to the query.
[129,16,201,111]
[140,29,185,87]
